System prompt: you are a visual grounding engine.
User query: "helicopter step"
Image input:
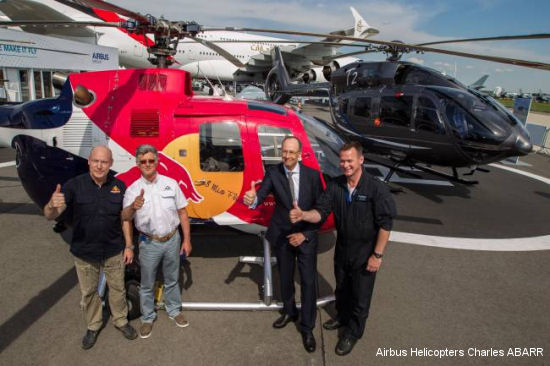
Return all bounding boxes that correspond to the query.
[180,233,334,311]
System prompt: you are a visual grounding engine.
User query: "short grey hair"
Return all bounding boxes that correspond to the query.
[135,144,158,163]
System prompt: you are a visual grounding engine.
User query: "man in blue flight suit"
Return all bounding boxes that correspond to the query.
[290,141,396,356]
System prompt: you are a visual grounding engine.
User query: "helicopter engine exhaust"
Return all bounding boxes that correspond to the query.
[74,85,95,106]
[52,72,68,90]
[322,61,340,81]
[301,69,317,83]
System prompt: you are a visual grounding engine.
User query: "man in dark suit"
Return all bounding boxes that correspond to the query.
[244,136,323,353]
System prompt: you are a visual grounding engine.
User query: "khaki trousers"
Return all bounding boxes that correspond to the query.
[74,252,128,331]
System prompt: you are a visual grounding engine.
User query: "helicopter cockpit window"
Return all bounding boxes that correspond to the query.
[258,125,291,169]
[414,96,445,135]
[380,95,412,128]
[445,101,501,144]
[199,121,244,172]
[300,114,344,179]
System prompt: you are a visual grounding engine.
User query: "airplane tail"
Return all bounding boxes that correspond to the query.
[469,74,489,90]
[350,7,379,39]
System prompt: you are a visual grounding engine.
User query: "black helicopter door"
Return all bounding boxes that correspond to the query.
[410,94,456,164]
[374,90,415,152]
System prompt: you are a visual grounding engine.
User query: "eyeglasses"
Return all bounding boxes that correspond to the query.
[139,159,156,165]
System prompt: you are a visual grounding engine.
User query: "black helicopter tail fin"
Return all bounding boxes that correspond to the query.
[265,46,331,104]
[264,47,292,104]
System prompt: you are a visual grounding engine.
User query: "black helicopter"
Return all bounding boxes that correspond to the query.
[208,28,548,183]
[262,49,534,183]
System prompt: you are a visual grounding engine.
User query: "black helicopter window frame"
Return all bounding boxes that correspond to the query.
[379,94,413,129]
[412,95,446,135]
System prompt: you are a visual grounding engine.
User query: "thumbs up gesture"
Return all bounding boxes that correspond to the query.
[50,184,65,208]
[289,201,304,223]
[243,180,258,206]
[133,188,145,210]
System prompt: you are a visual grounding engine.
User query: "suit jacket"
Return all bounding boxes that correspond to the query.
[255,162,323,246]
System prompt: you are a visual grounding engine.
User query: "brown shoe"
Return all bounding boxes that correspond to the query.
[170,313,189,328]
[139,322,153,339]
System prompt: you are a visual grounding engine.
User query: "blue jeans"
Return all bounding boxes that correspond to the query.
[139,231,182,322]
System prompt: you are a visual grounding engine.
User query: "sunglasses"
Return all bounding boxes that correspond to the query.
[139,159,156,165]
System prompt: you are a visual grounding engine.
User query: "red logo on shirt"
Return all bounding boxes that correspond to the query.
[116,152,203,203]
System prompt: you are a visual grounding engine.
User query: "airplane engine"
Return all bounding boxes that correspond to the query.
[322,61,340,81]
[301,69,317,83]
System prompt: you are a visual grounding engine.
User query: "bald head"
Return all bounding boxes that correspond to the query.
[88,145,113,184]
[90,145,112,161]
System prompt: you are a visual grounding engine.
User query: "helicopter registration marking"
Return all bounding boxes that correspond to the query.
[346,68,358,86]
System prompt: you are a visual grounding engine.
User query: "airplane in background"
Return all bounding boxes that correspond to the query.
[0,0,379,84]
[468,74,489,90]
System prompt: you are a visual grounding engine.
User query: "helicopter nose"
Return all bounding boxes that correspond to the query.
[515,134,533,155]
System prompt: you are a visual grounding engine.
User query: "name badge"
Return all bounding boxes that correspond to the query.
[355,194,368,202]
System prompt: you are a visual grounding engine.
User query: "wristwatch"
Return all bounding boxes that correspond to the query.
[373,252,384,259]
[125,245,135,250]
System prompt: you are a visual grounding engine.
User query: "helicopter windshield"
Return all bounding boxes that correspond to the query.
[299,113,345,178]
[433,87,509,145]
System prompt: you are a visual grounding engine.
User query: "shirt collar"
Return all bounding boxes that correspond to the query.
[140,174,159,185]
[283,163,300,175]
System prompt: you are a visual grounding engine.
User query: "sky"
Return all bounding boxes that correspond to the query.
[111,0,550,93]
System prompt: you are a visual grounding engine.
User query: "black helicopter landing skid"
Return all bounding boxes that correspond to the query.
[366,154,485,186]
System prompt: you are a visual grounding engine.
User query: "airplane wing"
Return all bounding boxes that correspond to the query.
[232,7,378,82]
[0,0,99,41]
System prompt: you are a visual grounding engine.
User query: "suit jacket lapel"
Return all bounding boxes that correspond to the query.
[278,163,293,207]
[298,162,307,207]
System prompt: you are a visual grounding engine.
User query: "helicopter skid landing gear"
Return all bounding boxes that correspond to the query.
[414,165,479,185]
[180,232,334,311]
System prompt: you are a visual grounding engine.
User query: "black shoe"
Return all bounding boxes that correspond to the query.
[116,323,138,340]
[82,329,99,350]
[336,336,357,356]
[301,331,316,353]
[272,314,298,329]
[323,318,342,331]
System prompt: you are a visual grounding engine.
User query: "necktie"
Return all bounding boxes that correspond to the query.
[287,171,296,202]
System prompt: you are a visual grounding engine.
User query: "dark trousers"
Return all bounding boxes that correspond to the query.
[334,261,377,339]
[274,239,318,332]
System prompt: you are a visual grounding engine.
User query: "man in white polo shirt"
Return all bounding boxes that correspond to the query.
[122,144,192,339]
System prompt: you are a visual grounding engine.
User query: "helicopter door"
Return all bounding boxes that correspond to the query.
[164,119,246,219]
[409,94,455,162]
[376,91,414,145]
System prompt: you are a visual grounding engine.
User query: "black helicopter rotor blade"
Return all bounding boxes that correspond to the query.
[204,39,374,48]
[65,0,150,24]
[189,36,245,68]
[416,33,550,47]
[208,27,550,71]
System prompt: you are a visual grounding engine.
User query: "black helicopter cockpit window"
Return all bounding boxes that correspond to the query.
[258,125,291,169]
[380,95,412,128]
[300,114,344,179]
[199,121,244,172]
[444,100,502,145]
[414,96,445,135]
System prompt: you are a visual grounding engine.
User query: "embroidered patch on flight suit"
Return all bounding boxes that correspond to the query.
[110,185,121,193]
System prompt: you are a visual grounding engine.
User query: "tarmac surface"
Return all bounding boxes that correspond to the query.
[1,107,550,365]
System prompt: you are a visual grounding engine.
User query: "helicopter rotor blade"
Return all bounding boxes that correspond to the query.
[65,0,150,24]
[0,20,121,28]
[208,27,550,71]
[189,36,245,68]
[416,33,550,47]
